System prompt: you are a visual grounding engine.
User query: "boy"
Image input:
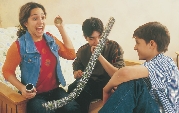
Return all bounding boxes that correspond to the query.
[98,22,179,113]
[67,17,125,113]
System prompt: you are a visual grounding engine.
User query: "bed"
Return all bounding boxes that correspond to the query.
[0,24,142,113]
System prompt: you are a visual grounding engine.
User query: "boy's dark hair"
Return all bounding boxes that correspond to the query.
[82,17,104,37]
[133,22,170,53]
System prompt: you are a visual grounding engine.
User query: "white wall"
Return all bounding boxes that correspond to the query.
[0,0,179,62]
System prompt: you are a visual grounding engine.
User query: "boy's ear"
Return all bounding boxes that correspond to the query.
[149,40,156,47]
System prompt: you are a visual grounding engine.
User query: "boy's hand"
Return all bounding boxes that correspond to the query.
[74,70,83,79]
[102,84,115,105]
[91,46,96,53]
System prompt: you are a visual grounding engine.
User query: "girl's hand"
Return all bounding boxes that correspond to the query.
[21,85,37,99]
[54,15,63,28]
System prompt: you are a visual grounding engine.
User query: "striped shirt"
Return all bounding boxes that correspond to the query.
[143,53,179,113]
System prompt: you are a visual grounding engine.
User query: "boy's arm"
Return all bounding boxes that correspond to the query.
[106,65,149,88]
[102,65,149,103]
[92,41,125,76]
[98,54,118,77]
[72,49,85,79]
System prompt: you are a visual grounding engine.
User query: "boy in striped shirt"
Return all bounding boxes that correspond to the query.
[98,22,179,113]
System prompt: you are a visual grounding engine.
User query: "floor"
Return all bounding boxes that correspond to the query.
[88,100,103,113]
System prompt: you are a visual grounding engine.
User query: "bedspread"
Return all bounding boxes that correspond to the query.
[0,24,86,91]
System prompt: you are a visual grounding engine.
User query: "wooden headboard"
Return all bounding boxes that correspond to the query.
[124,59,142,66]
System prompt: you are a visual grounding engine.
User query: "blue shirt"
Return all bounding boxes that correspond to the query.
[143,53,179,113]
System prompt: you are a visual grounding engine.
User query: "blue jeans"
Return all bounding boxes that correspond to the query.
[68,78,108,113]
[99,79,160,113]
[27,87,81,113]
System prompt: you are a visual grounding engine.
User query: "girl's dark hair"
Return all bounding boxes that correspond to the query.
[82,17,104,37]
[17,2,46,37]
[133,22,170,53]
